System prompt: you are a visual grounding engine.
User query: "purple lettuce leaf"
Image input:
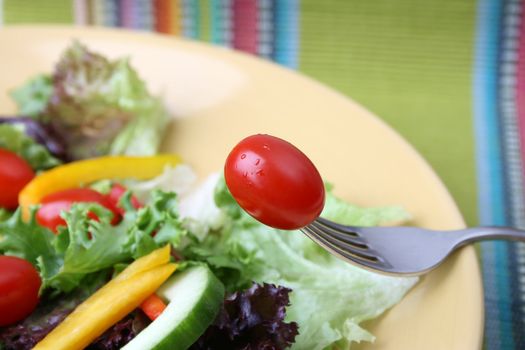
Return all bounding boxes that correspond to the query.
[44,41,169,159]
[190,283,299,350]
[86,310,150,350]
[0,271,150,350]
[0,116,68,162]
[0,272,106,350]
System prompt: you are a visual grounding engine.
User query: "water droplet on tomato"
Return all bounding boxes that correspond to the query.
[240,153,246,159]
[263,144,270,150]
[255,158,260,165]
[256,170,264,176]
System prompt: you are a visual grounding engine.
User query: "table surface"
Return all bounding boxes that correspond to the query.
[1,0,523,349]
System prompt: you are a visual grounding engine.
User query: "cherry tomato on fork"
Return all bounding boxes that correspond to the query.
[0,255,41,326]
[36,188,120,232]
[0,148,35,210]
[224,134,325,230]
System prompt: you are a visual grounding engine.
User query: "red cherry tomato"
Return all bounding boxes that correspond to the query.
[0,148,35,210]
[36,188,120,232]
[0,255,41,326]
[106,183,142,216]
[224,134,325,230]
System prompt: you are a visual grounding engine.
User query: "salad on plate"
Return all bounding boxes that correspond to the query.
[0,43,418,350]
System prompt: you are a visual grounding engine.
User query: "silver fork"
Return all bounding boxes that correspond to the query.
[301,217,525,276]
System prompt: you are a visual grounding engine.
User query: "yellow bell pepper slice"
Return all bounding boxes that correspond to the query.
[34,247,177,350]
[34,264,176,350]
[19,154,181,217]
[115,244,171,282]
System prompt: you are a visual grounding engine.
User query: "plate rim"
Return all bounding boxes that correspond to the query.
[0,24,484,349]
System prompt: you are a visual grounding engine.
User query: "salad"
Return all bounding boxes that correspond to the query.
[0,43,418,350]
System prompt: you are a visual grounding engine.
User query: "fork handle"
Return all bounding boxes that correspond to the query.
[454,226,525,246]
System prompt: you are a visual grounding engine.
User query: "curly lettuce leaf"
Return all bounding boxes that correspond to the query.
[191,283,299,350]
[48,190,185,292]
[9,42,169,160]
[125,165,226,241]
[44,41,169,159]
[43,204,131,292]
[0,123,61,170]
[0,208,57,267]
[183,177,417,350]
[0,117,69,162]
[10,75,53,118]
[0,190,186,295]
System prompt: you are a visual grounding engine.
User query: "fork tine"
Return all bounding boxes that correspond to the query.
[310,220,368,248]
[305,224,380,261]
[301,226,390,272]
[316,217,361,236]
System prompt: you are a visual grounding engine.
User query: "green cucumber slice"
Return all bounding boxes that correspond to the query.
[122,265,224,350]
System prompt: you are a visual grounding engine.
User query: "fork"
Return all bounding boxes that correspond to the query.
[300,217,525,276]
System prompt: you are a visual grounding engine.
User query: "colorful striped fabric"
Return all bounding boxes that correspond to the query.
[475,0,525,348]
[1,0,525,348]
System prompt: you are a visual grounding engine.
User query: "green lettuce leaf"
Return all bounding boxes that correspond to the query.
[322,184,411,226]
[0,209,11,222]
[125,165,226,241]
[42,204,131,293]
[0,190,186,295]
[44,41,169,159]
[0,124,61,170]
[183,177,417,350]
[0,208,58,268]
[10,75,53,118]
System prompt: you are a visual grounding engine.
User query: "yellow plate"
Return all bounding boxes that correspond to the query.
[0,26,483,350]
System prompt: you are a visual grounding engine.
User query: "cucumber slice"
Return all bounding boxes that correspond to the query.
[122,266,224,350]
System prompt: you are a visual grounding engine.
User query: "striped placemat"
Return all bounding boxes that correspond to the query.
[2,0,525,348]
